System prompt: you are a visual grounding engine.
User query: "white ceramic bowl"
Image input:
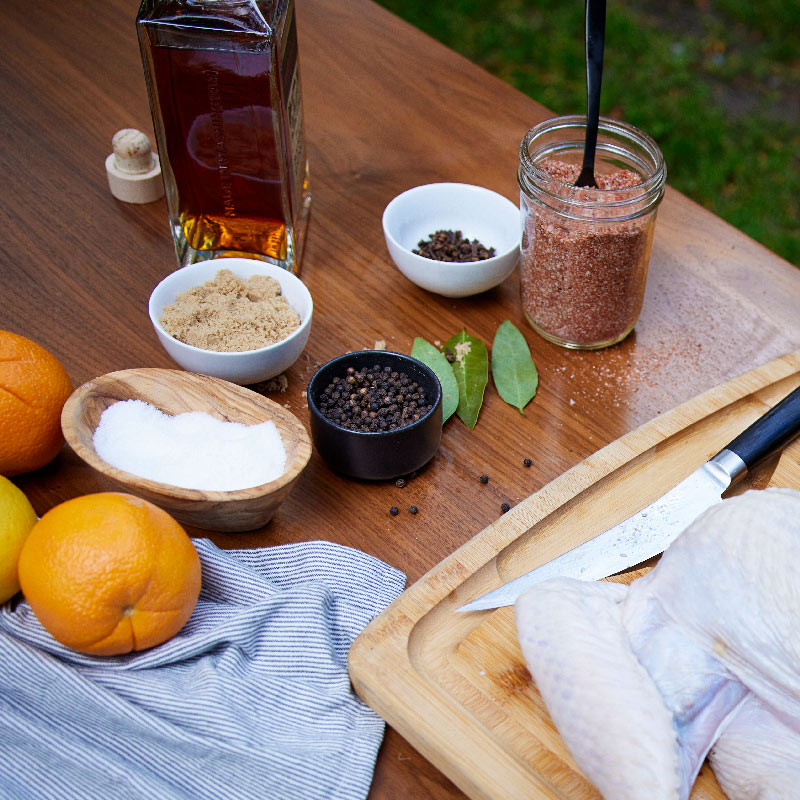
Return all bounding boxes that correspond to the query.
[149,258,313,385]
[382,182,521,298]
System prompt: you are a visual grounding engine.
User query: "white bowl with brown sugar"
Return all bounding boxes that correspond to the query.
[148,258,313,385]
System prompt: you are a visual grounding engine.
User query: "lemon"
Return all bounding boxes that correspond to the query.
[0,476,38,603]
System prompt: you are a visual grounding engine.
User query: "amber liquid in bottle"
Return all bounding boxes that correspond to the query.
[137,1,310,273]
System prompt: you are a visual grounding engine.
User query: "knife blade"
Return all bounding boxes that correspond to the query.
[457,384,800,612]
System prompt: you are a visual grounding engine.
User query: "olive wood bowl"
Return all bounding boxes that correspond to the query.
[61,368,312,532]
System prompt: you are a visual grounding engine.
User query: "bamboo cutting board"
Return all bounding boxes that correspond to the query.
[349,349,800,800]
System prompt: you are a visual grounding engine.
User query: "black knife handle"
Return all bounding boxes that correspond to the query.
[722,385,800,471]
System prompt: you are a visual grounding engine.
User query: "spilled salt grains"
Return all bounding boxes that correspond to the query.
[93,399,286,491]
[317,365,432,432]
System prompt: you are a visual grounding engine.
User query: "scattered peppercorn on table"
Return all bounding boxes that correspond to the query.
[2,0,800,799]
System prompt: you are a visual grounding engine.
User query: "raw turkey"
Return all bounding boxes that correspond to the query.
[515,487,800,800]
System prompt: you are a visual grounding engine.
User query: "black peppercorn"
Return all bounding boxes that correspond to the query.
[318,366,432,433]
[409,505,418,514]
[395,478,407,488]
[523,458,532,467]
[501,502,511,513]
[389,506,399,516]
[479,475,489,484]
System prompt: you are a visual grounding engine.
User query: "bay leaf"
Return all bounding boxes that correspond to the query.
[442,330,488,429]
[411,337,459,423]
[491,320,538,414]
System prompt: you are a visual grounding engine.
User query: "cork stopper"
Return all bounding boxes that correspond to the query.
[105,129,165,204]
[112,129,156,174]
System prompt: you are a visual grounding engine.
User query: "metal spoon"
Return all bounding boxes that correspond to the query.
[574,0,607,188]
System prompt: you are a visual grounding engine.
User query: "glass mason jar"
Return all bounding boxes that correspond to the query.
[137,0,311,274]
[518,115,666,349]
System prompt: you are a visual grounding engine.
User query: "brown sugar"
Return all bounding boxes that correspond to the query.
[160,269,301,352]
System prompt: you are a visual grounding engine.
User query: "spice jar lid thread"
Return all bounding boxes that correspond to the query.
[518,115,666,222]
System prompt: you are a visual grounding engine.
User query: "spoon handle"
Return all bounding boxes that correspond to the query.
[579,0,607,182]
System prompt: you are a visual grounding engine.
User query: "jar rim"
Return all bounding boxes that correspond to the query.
[518,114,666,212]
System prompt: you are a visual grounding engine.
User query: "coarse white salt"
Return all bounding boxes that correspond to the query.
[93,399,286,491]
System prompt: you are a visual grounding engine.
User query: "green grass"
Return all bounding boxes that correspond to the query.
[376,0,800,266]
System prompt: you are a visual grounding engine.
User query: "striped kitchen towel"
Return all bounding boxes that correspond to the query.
[0,538,406,800]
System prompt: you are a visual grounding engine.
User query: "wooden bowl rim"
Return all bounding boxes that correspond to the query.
[61,368,312,502]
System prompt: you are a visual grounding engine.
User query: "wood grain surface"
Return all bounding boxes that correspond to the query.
[1,0,800,797]
[350,351,800,800]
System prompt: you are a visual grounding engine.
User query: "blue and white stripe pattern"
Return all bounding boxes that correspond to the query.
[0,539,406,799]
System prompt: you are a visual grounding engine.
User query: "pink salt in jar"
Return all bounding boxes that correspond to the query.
[518,115,666,349]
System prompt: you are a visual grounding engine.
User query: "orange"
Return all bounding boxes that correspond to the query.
[0,330,73,476]
[18,492,201,656]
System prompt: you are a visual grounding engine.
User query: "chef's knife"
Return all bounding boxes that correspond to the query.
[457,384,800,612]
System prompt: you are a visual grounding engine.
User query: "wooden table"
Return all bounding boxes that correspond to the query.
[2,0,799,797]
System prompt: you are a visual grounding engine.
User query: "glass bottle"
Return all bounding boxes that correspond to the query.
[136,0,311,274]
[518,115,666,349]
